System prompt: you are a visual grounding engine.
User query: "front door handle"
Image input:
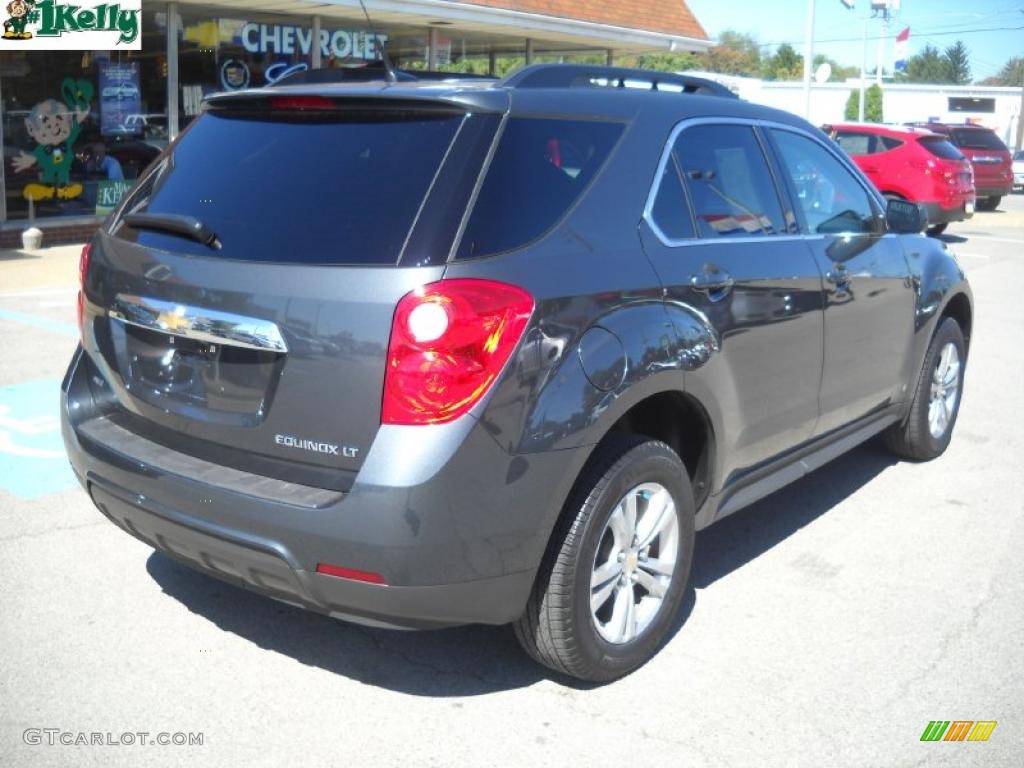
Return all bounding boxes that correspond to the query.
[690,266,734,299]
[826,263,849,285]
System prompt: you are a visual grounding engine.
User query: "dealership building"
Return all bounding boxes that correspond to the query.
[0,0,709,246]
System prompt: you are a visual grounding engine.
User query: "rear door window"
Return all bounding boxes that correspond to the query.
[648,143,696,241]
[835,131,875,156]
[456,117,623,259]
[919,137,965,161]
[675,124,786,238]
[116,108,467,264]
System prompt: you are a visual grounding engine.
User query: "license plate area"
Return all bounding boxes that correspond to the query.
[109,321,283,423]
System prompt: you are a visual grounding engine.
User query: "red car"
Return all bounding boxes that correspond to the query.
[827,123,974,236]
[906,122,1013,211]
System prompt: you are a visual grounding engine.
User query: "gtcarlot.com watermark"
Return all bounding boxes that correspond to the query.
[24,729,203,747]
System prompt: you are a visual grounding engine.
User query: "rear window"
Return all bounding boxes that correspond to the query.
[456,117,623,259]
[919,136,965,161]
[116,108,465,264]
[949,128,1007,151]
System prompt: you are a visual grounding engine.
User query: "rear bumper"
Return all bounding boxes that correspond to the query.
[922,200,973,226]
[62,348,583,629]
[974,184,1012,198]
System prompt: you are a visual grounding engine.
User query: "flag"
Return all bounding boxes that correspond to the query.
[894,26,910,72]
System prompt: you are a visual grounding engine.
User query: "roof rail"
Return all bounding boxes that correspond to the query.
[498,64,738,99]
[274,63,496,86]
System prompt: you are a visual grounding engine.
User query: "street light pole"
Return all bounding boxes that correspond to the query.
[859,18,868,121]
[802,0,816,119]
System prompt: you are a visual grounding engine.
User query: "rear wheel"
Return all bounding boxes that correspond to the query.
[926,222,948,237]
[885,317,965,460]
[976,196,1000,211]
[514,436,695,682]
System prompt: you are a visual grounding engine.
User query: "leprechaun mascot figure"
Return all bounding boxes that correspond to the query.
[13,78,94,202]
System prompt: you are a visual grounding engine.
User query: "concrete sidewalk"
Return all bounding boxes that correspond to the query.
[0,244,83,293]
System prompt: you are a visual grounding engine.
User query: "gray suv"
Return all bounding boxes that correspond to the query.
[61,65,972,681]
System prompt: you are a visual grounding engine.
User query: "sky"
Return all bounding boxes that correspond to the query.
[685,0,1024,80]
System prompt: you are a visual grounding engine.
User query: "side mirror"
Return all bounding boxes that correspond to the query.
[885,198,927,234]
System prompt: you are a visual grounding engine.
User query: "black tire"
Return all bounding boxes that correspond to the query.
[885,317,966,460]
[926,222,948,237]
[513,435,695,682]
[976,196,1000,211]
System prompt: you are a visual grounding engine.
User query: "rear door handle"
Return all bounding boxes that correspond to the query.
[690,266,734,299]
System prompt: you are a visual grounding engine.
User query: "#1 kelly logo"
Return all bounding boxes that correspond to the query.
[1,0,140,49]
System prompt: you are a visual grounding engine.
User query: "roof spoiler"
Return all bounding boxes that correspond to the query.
[498,64,738,98]
[273,62,496,86]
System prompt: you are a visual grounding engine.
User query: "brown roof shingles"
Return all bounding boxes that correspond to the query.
[457,1,708,40]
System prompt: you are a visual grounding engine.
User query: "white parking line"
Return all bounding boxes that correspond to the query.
[0,286,77,298]
[955,234,1024,245]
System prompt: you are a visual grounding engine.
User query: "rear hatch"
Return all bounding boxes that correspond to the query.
[917,135,974,198]
[946,127,1012,189]
[82,89,503,489]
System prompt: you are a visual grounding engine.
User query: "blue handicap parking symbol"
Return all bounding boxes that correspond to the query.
[0,379,77,499]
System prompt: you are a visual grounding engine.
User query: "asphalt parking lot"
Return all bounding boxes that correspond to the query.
[1,198,1022,767]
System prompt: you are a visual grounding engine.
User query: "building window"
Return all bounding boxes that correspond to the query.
[0,7,166,222]
[175,9,389,130]
[948,97,996,114]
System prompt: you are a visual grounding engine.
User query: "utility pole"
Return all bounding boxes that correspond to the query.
[843,3,869,122]
[802,0,816,120]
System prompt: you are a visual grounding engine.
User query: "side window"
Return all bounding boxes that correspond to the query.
[456,117,623,259]
[649,147,696,240]
[770,129,878,235]
[674,124,785,238]
[835,131,874,156]
[879,135,905,151]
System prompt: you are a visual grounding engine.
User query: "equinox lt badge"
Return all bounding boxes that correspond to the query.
[274,434,358,458]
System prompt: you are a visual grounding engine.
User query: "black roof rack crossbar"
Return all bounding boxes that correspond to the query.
[498,64,737,99]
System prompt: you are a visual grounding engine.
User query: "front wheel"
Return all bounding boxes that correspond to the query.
[976,196,1001,211]
[885,317,965,460]
[926,222,948,237]
[514,436,695,682]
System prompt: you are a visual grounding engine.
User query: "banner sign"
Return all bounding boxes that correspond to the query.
[98,59,141,136]
[95,178,132,215]
[0,0,141,50]
[237,23,387,60]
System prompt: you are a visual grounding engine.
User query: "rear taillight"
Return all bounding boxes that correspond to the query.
[77,243,91,343]
[382,279,534,425]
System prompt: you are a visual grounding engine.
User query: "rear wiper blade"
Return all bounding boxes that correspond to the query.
[122,213,222,250]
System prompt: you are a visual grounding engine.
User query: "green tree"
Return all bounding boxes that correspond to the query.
[979,56,1024,86]
[762,43,803,80]
[902,44,949,83]
[845,84,884,122]
[704,30,763,76]
[813,53,859,82]
[942,41,971,85]
[631,51,704,73]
